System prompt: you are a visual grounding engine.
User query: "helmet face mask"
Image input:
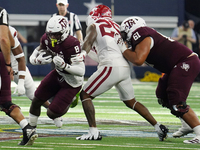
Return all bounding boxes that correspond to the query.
[46,15,69,46]
[120,16,146,41]
[47,32,62,41]
[120,31,127,42]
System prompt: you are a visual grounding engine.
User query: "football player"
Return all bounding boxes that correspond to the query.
[28,15,85,130]
[119,16,200,144]
[76,5,168,141]
[0,7,38,146]
[9,25,63,128]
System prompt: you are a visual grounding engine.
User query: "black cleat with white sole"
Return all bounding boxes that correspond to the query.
[18,124,38,146]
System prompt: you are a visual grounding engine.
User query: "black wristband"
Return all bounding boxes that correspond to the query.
[5,63,11,67]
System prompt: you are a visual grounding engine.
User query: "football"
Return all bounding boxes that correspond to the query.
[38,49,55,58]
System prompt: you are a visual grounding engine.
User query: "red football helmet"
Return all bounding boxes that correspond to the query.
[89,5,112,19]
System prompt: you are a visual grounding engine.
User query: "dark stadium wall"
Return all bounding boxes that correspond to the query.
[185,0,200,33]
[2,0,183,16]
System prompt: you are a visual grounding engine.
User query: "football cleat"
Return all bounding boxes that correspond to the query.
[173,118,193,138]
[172,127,193,138]
[53,117,63,128]
[18,124,38,146]
[157,124,169,141]
[183,136,200,144]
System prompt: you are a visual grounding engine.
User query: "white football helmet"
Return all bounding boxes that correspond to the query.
[46,15,69,46]
[120,16,147,41]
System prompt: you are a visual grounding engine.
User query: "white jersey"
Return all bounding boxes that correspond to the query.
[92,18,129,67]
[83,18,135,100]
[9,26,36,99]
[9,26,20,71]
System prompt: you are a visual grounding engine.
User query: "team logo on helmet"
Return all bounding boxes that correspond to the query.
[59,18,68,30]
[123,18,137,31]
[89,5,112,19]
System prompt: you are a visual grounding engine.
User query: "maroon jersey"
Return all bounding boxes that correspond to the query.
[130,27,193,73]
[40,33,81,64]
[0,7,11,104]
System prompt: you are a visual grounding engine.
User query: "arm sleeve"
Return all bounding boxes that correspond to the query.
[64,61,85,77]
[29,46,39,65]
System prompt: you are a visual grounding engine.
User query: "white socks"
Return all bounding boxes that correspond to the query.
[29,113,38,127]
[154,122,161,131]
[193,125,200,136]
[89,127,98,134]
[19,119,28,129]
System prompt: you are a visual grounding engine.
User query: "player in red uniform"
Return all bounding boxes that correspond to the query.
[76,5,168,141]
[28,15,85,129]
[119,16,200,144]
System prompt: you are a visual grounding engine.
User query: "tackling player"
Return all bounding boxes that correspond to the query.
[76,5,168,141]
[28,15,85,130]
[119,16,200,144]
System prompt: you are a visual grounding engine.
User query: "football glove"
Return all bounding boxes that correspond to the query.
[36,52,52,64]
[30,48,52,65]
[53,55,67,70]
[13,79,25,96]
[76,127,102,140]
[70,50,86,63]
[155,124,169,141]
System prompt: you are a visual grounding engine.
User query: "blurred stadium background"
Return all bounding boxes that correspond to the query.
[1,0,200,79]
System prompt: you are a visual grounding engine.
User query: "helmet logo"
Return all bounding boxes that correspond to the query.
[124,19,137,31]
[59,18,68,30]
[102,11,111,18]
[90,7,97,16]
[89,5,112,19]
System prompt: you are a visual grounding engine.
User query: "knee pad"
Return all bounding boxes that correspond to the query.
[170,101,190,118]
[0,101,20,116]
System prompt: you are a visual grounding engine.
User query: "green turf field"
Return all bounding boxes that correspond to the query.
[0,81,200,149]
